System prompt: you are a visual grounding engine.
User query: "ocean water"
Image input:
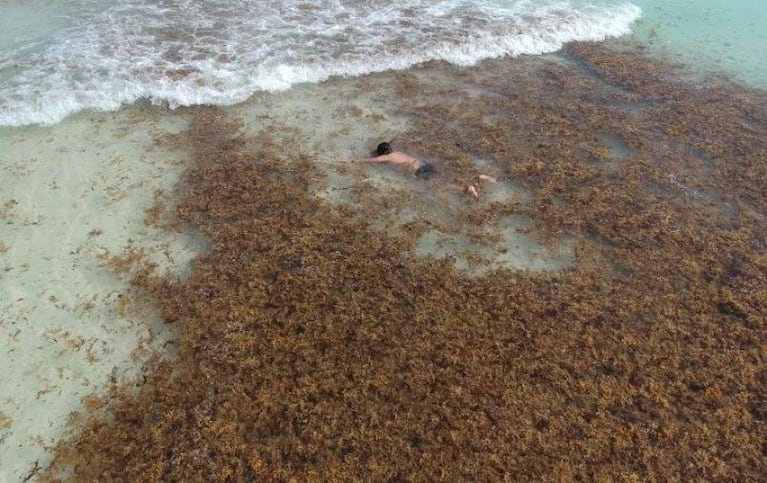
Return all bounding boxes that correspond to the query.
[0,0,643,127]
[1,0,764,129]
[0,0,764,480]
[630,0,767,87]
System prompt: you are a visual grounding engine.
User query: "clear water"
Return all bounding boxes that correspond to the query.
[0,0,105,52]
[0,0,765,480]
[630,0,767,87]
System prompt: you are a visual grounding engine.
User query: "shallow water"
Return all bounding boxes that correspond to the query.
[0,0,641,126]
[0,0,766,480]
[37,45,767,480]
[0,106,204,480]
[630,0,767,87]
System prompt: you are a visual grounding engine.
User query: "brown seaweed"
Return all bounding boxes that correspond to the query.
[43,43,767,481]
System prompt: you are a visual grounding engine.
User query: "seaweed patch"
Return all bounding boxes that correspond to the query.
[43,44,767,481]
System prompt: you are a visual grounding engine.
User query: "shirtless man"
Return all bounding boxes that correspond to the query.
[366,142,495,198]
[366,142,436,178]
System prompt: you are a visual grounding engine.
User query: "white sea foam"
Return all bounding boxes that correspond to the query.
[0,0,641,127]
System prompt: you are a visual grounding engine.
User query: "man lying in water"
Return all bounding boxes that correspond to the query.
[365,141,496,199]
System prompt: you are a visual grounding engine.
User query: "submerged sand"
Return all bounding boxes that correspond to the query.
[0,106,212,481]
[32,42,767,480]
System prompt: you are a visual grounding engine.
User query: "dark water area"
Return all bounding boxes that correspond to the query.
[44,42,766,481]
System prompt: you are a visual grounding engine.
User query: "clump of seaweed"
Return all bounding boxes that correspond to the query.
[44,44,767,481]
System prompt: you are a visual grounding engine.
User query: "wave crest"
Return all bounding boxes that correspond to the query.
[0,0,641,127]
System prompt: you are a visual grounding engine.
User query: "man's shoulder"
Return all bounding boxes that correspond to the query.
[390,151,418,163]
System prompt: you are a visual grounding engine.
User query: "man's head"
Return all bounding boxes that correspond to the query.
[375,142,392,156]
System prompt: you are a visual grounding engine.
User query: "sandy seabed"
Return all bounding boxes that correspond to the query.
[15,40,767,481]
[0,106,208,481]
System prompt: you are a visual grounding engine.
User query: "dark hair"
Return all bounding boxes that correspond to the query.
[375,142,392,156]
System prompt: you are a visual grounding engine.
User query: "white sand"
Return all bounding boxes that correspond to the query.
[0,106,205,482]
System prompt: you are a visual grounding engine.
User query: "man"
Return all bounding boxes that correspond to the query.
[366,142,436,178]
[366,142,495,198]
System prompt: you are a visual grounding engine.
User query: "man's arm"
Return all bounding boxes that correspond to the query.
[365,154,394,163]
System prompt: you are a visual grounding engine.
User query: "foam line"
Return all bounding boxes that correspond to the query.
[0,1,641,127]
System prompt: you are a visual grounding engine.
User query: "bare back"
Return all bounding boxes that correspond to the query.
[368,151,423,172]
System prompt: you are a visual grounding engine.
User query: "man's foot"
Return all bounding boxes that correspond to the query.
[478,174,497,183]
[467,185,479,199]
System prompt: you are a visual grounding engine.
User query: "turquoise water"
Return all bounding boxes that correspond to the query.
[0,0,641,126]
[630,0,767,88]
[1,1,764,127]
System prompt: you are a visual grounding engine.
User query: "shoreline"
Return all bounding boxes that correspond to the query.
[0,106,205,481]
[0,36,762,480]
[37,40,767,480]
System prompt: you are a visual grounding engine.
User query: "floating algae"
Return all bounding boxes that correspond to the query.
[44,43,767,481]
